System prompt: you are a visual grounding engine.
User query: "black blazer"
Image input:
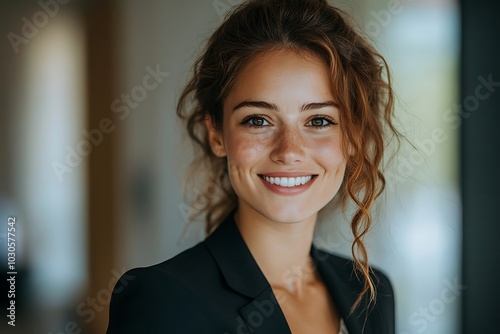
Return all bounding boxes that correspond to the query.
[107,211,395,333]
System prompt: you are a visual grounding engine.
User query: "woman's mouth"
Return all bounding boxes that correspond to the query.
[259,175,316,187]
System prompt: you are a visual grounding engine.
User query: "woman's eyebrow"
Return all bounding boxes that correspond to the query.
[232,101,278,112]
[232,100,338,113]
[301,101,339,111]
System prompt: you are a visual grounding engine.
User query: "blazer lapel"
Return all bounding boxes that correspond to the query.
[238,286,292,334]
[204,211,369,334]
[311,246,365,334]
[204,210,291,333]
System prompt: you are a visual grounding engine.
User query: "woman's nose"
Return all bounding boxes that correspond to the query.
[270,127,304,165]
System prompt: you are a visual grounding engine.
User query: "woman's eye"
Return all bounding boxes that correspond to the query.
[241,115,270,128]
[307,117,336,128]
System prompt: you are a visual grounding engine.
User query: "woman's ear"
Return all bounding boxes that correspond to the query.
[205,116,227,157]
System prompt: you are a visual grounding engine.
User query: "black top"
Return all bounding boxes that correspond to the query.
[107,211,395,333]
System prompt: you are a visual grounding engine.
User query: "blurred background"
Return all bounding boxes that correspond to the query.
[0,0,498,333]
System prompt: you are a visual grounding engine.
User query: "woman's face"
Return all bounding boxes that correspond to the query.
[207,49,347,224]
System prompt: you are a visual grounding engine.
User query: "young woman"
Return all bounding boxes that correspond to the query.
[107,0,401,333]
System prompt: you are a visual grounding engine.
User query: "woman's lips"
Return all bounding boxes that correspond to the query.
[258,174,317,195]
[261,175,314,187]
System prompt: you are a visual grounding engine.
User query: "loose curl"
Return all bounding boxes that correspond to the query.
[177,0,402,313]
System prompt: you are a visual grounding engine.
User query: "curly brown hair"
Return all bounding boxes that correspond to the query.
[176,0,402,313]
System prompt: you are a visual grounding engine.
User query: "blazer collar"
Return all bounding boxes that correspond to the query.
[204,210,291,333]
[311,247,365,334]
[204,210,364,333]
[204,209,270,298]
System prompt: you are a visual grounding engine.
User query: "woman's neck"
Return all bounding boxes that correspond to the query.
[234,203,319,294]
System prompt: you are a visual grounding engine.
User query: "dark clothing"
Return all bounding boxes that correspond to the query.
[107,211,395,333]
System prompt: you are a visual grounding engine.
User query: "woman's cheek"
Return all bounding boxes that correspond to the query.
[310,137,345,166]
[225,135,268,192]
[226,134,268,167]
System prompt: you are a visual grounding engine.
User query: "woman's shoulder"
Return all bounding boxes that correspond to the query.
[149,240,216,278]
[111,240,221,298]
[107,242,217,333]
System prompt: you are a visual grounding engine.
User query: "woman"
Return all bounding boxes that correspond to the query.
[107,0,401,333]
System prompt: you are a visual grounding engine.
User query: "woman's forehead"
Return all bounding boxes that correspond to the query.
[226,49,336,105]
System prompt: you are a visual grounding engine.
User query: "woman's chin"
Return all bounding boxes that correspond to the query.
[257,205,318,225]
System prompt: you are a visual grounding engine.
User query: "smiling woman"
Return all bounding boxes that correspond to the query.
[107,0,402,333]
[208,50,347,226]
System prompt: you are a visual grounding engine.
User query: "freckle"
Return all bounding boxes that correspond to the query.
[278,130,300,150]
[240,139,254,151]
[237,138,263,161]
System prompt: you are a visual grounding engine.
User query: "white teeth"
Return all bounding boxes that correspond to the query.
[281,177,288,187]
[263,175,313,187]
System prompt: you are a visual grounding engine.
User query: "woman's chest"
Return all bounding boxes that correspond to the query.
[272,282,340,334]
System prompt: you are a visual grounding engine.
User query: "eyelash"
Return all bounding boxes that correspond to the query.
[240,114,270,128]
[240,114,338,129]
[306,115,338,129]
